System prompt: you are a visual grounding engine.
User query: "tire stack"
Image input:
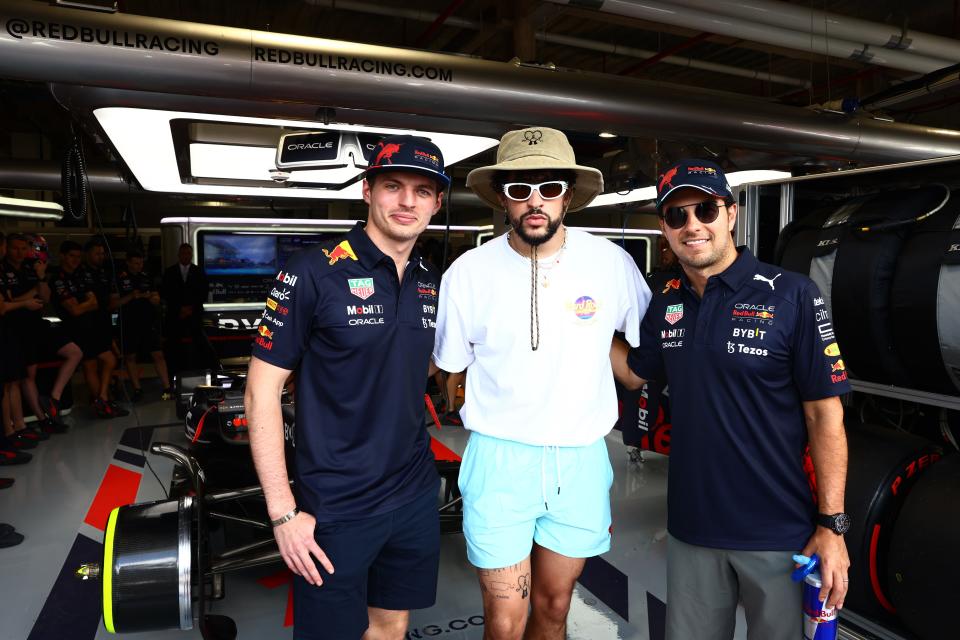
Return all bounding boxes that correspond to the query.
[842,423,941,620]
[884,454,960,639]
[775,186,954,387]
[775,185,960,394]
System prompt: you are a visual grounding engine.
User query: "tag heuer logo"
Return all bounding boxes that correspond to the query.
[665,303,683,325]
[348,278,375,300]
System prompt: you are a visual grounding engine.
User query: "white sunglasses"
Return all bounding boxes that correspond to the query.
[501,181,569,201]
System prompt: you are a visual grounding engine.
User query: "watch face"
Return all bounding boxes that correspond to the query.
[834,513,852,534]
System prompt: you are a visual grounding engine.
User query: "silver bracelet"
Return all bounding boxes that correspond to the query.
[270,508,299,527]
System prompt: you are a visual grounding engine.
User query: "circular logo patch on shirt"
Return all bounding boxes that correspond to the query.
[572,295,598,320]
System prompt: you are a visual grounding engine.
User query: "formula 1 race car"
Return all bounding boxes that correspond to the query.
[80,373,463,638]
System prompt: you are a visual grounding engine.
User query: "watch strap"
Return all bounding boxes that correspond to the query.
[270,508,299,527]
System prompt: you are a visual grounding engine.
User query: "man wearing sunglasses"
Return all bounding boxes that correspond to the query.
[433,127,650,640]
[612,159,851,640]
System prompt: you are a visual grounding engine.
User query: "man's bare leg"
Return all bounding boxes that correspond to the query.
[479,558,532,640]
[524,544,585,640]
[150,350,171,389]
[362,607,409,640]
[125,354,141,391]
[52,343,82,401]
[98,351,116,400]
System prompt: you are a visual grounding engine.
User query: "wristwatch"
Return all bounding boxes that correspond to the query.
[270,508,300,528]
[817,512,851,535]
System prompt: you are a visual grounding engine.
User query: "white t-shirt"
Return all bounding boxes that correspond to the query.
[433,228,651,446]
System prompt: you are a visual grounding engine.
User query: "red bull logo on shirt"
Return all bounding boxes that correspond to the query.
[662,278,681,294]
[831,359,845,373]
[258,325,274,340]
[323,240,359,265]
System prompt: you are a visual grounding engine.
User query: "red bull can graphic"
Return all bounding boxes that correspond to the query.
[802,573,838,640]
[793,554,838,640]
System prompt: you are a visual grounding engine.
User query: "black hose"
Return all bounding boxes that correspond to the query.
[61,140,88,222]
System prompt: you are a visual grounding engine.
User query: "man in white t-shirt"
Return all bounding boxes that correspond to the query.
[433,127,651,640]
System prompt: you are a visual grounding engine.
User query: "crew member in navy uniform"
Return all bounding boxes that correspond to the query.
[2,234,82,431]
[245,135,448,640]
[115,249,172,401]
[161,243,216,375]
[50,241,123,419]
[612,159,852,640]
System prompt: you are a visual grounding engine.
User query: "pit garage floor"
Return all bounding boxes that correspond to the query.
[1,386,754,640]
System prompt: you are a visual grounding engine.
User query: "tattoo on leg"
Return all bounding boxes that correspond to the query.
[517,574,530,599]
[479,562,524,576]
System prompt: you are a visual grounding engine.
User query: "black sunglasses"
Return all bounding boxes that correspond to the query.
[661,201,726,230]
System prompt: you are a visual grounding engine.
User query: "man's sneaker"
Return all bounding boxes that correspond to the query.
[131,388,143,402]
[108,401,130,417]
[40,396,63,425]
[0,527,24,548]
[93,398,115,419]
[0,448,32,465]
[20,426,49,441]
[161,388,175,401]
[39,418,68,434]
[0,478,14,490]
[8,433,37,450]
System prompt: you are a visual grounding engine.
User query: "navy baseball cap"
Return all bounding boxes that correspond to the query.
[655,159,733,210]
[365,135,451,188]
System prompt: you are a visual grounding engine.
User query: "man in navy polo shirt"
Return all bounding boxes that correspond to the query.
[612,160,851,640]
[245,135,447,640]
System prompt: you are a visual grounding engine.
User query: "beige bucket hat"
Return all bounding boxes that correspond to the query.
[465,127,604,212]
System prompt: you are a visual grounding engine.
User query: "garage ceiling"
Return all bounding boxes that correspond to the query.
[1,0,959,224]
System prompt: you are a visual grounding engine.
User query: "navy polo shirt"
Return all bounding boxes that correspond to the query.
[251,223,440,523]
[628,248,851,551]
[1,259,42,326]
[117,269,157,325]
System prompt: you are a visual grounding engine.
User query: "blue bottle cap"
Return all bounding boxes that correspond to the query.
[791,553,820,582]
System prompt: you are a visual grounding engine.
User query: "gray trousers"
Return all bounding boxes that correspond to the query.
[666,535,802,640]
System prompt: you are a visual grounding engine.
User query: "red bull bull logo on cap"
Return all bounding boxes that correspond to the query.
[323,240,359,266]
[374,142,402,165]
[658,167,679,193]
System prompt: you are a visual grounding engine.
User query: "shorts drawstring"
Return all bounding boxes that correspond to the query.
[541,445,562,510]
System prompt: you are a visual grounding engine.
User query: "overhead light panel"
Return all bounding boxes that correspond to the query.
[95,108,498,200]
[0,196,64,221]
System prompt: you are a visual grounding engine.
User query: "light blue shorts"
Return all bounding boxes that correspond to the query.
[457,432,614,569]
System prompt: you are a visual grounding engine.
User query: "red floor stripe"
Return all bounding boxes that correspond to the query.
[430,437,462,462]
[83,464,143,531]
